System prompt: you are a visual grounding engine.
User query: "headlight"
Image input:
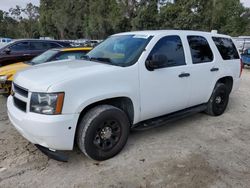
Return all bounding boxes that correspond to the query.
[0,75,7,82]
[30,92,64,115]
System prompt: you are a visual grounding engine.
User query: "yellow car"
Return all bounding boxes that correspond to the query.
[0,47,92,95]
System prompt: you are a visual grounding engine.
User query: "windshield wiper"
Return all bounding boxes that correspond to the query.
[81,55,113,64]
[24,61,33,65]
[81,55,90,60]
[90,57,113,64]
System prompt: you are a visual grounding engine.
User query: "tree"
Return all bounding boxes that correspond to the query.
[7,3,40,38]
[211,0,248,36]
[39,0,58,38]
[159,0,248,36]
[132,0,159,30]
[1,0,250,39]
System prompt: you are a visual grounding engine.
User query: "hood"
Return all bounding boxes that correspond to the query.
[0,62,29,81]
[14,59,120,92]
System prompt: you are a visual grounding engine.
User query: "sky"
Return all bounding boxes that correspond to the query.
[0,0,249,11]
[242,0,250,7]
[0,0,40,11]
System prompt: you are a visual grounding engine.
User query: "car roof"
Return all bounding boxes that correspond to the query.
[114,30,231,38]
[12,39,67,43]
[51,47,92,52]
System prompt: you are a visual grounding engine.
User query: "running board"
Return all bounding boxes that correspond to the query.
[35,144,68,162]
[132,104,207,131]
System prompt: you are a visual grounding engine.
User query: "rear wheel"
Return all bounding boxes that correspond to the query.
[205,83,229,116]
[77,105,130,161]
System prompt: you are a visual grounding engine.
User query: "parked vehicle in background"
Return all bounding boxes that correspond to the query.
[241,48,250,67]
[0,38,12,48]
[0,47,92,95]
[233,36,250,53]
[0,39,72,67]
[83,40,102,47]
[7,30,242,162]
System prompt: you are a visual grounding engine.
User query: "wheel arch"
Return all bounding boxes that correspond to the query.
[76,97,135,127]
[216,76,233,94]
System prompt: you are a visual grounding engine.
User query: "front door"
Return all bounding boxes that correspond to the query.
[8,41,31,62]
[139,35,191,121]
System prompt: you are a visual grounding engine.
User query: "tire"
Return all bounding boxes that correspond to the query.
[77,105,130,161]
[205,83,229,116]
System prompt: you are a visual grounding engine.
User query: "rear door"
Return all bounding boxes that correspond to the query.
[185,35,219,107]
[29,41,51,58]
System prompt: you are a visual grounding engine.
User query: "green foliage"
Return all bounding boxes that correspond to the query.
[159,0,250,36]
[0,0,250,39]
[132,0,159,30]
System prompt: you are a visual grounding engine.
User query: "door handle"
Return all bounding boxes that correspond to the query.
[210,67,219,72]
[179,73,190,78]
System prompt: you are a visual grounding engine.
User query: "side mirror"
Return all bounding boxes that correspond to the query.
[3,48,11,54]
[145,54,168,71]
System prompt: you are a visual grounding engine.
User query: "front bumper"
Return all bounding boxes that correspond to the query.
[7,96,79,150]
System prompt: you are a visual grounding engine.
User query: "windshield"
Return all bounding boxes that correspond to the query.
[29,50,59,65]
[86,34,152,67]
[0,41,13,49]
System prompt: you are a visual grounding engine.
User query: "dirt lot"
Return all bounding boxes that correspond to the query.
[1,69,250,188]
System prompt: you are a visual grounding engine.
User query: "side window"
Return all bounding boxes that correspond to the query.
[48,42,61,49]
[30,42,48,50]
[55,51,87,61]
[148,35,186,67]
[212,37,240,60]
[10,42,30,51]
[187,36,213,64]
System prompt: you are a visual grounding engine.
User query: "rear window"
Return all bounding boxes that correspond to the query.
[212,37,239,60]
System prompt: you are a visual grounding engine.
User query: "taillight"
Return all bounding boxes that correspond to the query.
[240,58,243,77]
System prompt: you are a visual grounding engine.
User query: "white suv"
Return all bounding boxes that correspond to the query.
[7,30,242,161]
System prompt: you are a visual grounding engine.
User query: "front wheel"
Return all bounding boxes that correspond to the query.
[205,83,229,116]
[77,105,130,161]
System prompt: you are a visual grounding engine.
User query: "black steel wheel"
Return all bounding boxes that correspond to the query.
[93,119,122,151]
[206,83,229,116]
[77,105,130,161]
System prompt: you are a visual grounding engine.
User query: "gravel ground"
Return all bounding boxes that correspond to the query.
[0,69,250,188]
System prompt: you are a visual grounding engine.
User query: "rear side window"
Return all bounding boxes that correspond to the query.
[30,42,48,50]
[187,36,213,64]
[48,42,61,48]
[148,35,186,67]
[212,37,239,60]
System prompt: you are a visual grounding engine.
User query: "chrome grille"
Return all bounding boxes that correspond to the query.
[13,96,27,112]
[13,83,28,98]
